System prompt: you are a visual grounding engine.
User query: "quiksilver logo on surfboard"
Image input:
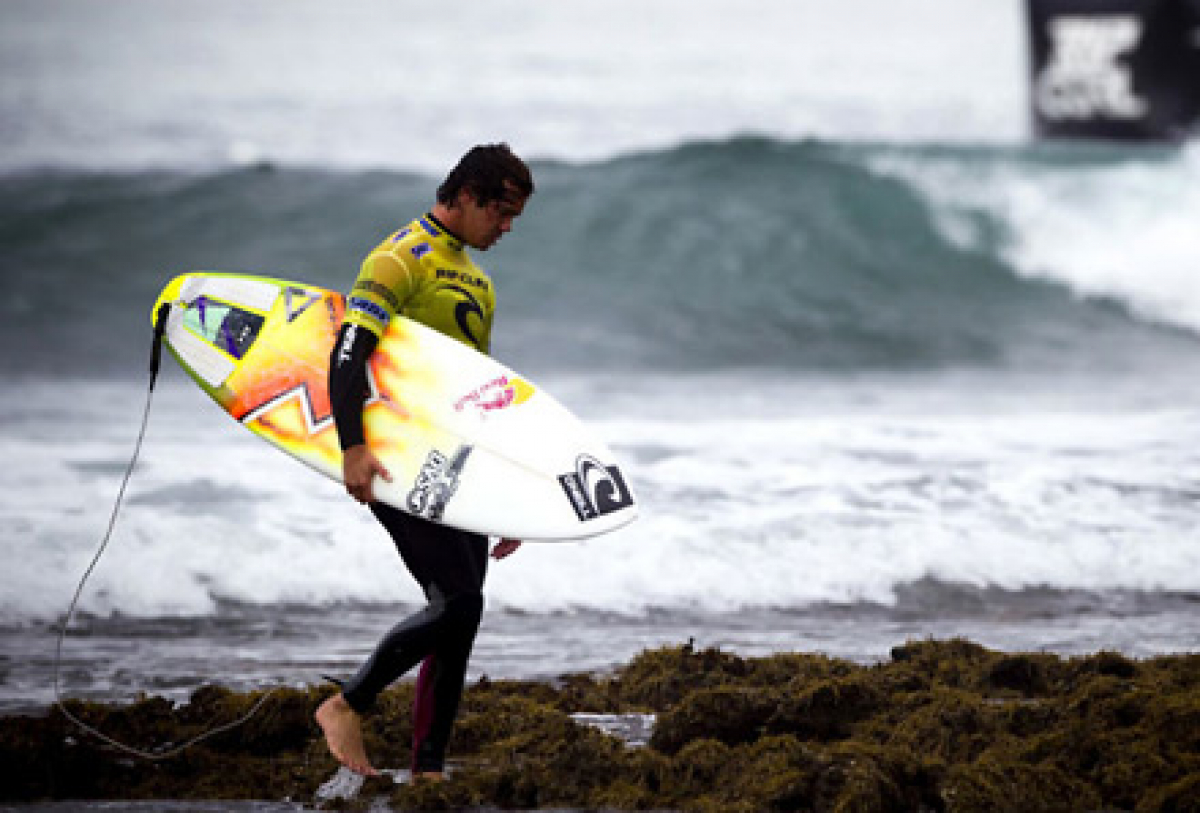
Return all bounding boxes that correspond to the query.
[558,455,634,522]
[407,445,472,521]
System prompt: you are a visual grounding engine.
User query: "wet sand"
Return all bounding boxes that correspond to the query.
[3,638,1199,811]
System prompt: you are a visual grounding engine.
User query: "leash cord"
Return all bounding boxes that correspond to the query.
[52,303,275,759]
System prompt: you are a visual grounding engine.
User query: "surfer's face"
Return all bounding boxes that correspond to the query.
[458,184,526,250]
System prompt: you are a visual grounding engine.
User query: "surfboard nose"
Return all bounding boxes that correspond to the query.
[151,273,191,328]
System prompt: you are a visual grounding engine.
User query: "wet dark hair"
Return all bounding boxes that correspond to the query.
[436,143,534,206]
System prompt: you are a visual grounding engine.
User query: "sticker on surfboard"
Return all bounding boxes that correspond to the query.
[558,455,636,522]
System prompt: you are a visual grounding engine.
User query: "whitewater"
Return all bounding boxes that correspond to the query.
[2,0,1199,711]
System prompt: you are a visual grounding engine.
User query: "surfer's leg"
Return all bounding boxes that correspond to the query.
[410,586,485,773]
[340,593,447,710]
[398,519,489,774]
[338,506,487,774]
[315,506,434,777]
[338,504,448,711]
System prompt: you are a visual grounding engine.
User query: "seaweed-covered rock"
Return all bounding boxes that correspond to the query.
[944,755,1102,812]
[884,687,1009,764]
[818,741,943,813]
[768,672,885,740]
[1137,773,1200,813]
[650,685,779,754]
[614,640,751,709]
[984,652,1060,696]
[4,638,1200,811]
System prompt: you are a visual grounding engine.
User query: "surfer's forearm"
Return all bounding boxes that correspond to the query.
[328,322,378,450]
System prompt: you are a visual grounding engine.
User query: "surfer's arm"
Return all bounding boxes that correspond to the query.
[332,245,420,502]
[329,321,392,503]
[328,322,376,451]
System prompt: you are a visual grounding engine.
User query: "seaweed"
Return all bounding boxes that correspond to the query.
[3,638,1199,811]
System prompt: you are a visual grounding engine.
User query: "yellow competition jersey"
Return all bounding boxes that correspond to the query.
[344,215,495,354]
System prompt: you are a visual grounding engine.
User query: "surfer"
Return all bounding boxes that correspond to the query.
[318,144,534,778]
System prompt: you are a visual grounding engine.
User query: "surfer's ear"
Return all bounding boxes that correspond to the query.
[447,187,475,211]
[461,185,487,210]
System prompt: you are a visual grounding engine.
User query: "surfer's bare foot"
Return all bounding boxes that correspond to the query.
[413,771,445,782]
[315,693,379,777]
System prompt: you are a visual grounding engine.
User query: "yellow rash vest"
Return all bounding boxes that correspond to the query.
[342,214,495,354]
[329,213,498,451]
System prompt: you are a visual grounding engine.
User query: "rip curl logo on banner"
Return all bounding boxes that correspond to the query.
[1036,15,1147,121]
[558,455,634,522]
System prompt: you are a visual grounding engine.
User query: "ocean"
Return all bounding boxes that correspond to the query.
[2,0,1199,733]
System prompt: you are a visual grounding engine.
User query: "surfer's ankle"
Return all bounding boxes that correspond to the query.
[413,770,445,782]
[317,692,352,714]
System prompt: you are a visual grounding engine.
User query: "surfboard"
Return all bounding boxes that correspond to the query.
[151,272,637,541]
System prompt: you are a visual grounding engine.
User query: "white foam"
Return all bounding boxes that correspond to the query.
[315,767,364,802]
[871,143,1200,338]
[484,395,1200,614]
[4,375,1199,623]
[1000,145,1200,335]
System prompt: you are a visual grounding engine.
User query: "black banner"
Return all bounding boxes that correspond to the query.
[1027,0,1200,140]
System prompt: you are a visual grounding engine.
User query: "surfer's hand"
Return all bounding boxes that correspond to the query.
[491,538,522,559]
[342,444,392,504]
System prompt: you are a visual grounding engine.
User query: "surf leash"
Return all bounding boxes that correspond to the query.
[53,302,277,760]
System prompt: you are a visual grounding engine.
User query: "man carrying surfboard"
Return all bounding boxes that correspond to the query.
[317,143,534,779]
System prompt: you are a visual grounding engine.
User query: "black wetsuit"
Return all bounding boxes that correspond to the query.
[328,214,496,773]
[345,497,487,773]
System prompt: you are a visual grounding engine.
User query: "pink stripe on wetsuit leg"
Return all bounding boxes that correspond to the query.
[411,654,437,771]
